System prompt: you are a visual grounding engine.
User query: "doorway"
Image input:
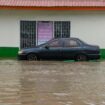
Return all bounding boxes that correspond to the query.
[37,21,53,45]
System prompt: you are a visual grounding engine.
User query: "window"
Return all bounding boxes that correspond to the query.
[48,40,61,47]
[54,21,70,38]
[20,20,71,48]
[65,40,79,47]
[20,21,36,49]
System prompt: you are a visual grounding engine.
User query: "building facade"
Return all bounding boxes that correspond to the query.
[0,0,105,58]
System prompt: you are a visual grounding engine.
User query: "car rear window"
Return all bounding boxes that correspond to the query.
[64,39,79,47]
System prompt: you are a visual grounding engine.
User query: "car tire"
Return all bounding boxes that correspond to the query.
[27,53,37,61]
[75,54,87,61]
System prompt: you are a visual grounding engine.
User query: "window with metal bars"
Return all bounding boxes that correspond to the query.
[20,21,36,49]
[54,21,70,38]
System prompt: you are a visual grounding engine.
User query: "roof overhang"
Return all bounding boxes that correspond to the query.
[0,6,105,11]
[1,0,105,10]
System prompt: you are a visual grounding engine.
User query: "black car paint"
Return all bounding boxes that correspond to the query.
[18,38,100,60]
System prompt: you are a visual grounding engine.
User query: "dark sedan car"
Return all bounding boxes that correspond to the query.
[18,38,100,61]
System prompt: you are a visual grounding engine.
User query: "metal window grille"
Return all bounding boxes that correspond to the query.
[54,21,70,38]
[20,21,36,49]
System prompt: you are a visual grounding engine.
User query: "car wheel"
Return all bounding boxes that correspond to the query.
[75,54,87,61]
[27,53,37,61]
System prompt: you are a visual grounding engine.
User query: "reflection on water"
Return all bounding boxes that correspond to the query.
[0,60,105,105]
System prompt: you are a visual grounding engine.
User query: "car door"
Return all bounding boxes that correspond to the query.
[39,39,63,59]
[63,39,81,59]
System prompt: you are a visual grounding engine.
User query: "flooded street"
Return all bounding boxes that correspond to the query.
[0,60,105,105]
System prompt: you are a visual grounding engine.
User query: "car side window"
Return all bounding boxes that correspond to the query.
[65,39,79,47]
[48,40,61,47]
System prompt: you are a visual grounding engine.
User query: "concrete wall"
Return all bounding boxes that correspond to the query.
[0,10,105,48]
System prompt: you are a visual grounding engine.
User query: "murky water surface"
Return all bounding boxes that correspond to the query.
[0,60,105,105]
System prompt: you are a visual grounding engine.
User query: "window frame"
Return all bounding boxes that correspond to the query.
[20,21,36,49]
[64,39,81,48]
[20,20,71,49]
[54,21,70,38]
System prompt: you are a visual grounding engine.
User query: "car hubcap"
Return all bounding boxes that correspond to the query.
[77,55,87,61]
[28,54,37,61]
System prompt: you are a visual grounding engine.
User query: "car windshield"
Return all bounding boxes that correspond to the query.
[37,43,47,48]
[37,39,53,47]
[77,38,87,45]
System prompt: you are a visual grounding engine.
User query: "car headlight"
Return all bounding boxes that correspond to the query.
[18,50,24,54]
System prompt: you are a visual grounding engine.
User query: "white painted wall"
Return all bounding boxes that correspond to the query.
[0,10,105,48]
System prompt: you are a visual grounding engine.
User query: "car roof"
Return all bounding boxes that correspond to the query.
[51,37,80,41]
[37,37,83,47]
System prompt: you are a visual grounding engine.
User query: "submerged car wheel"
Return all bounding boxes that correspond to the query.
[75,54,87,61]
[27,53,37,61]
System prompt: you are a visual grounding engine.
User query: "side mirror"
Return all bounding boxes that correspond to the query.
[45,45,49,49]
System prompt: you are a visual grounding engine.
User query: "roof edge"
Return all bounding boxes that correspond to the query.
[0,6,105,10]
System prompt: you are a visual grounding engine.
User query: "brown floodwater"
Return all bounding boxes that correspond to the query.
[0,60,105,105]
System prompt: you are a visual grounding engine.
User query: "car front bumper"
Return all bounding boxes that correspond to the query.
[88,54,100,60]
[17,54,27,60]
